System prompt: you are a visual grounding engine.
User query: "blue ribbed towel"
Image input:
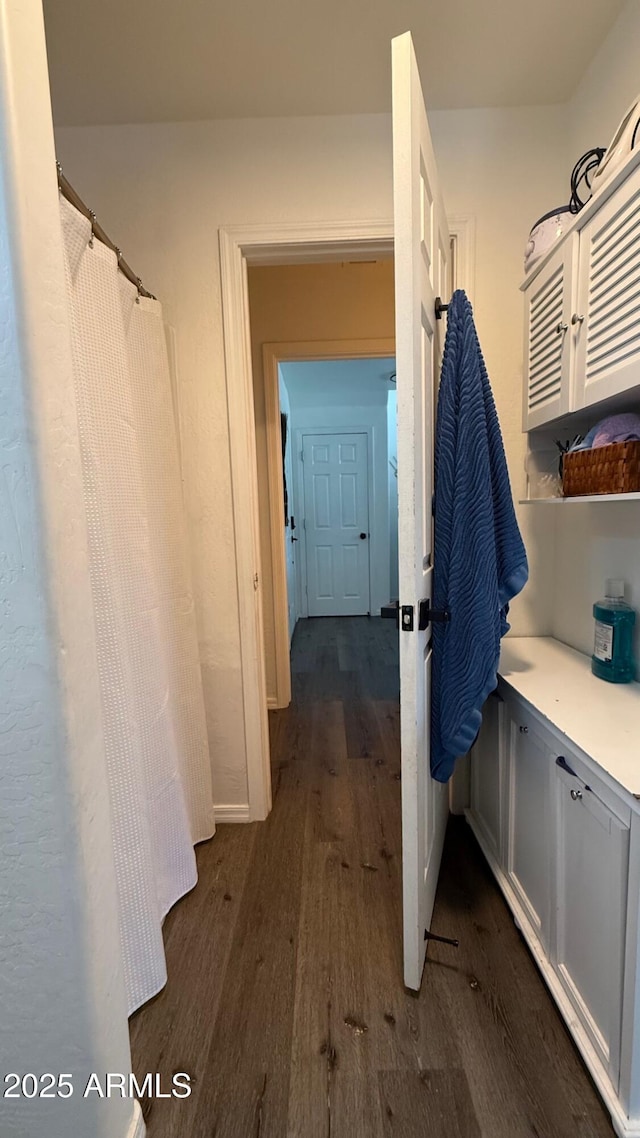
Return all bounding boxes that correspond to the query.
[431,290,528,782]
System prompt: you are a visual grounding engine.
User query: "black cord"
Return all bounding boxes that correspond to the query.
[569,148,606,214]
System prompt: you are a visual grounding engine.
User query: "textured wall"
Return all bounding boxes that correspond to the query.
[0,3,136,1136]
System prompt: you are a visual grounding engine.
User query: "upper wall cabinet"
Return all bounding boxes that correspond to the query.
[574,163,640,412]
[523,235,578,430]
[522,153,640,431]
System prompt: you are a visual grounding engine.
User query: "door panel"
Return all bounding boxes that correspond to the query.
[575,163,640,408]
[523,237,578,429]
[393,31,450,990]
[506,706,552,948]
[555,763,629,1080]
[470,691,504,863]
[302,431,370,616]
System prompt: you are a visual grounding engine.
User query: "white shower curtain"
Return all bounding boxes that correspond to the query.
[60,195,215,1014]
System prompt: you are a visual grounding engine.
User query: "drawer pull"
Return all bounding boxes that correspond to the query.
[570,788,583,801]
[519,725,528,734]
[556,321,568,334]
[571,312,585,325]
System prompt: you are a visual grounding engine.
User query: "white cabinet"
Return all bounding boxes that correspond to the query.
[574,162,640,411]
[467,674,635,1131]
[522,154,640,430]
[469,690,504,862]
[523,235,578,430]
[505,703,552,949]
[554,758,629,1084]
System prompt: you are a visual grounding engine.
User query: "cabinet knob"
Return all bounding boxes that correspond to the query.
[556,321,568,334]
[519,725,528,734]
[571,313,585,325]
[570,788,583,801]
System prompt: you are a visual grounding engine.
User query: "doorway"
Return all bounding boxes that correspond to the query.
[280,355,398,632]
[249,262,397,712]
[219,219,472,821]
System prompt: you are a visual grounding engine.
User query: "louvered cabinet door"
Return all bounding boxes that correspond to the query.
[523,236,578,430]
[575,164,640,410]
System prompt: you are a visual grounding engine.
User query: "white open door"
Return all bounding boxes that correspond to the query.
[392,31,451,990]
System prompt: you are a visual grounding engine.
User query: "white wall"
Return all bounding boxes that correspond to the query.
[567,0,640,160]
[55,102,567,805]
[0,3,136,1137]
[553,0,640,670]
[282,357,395,616]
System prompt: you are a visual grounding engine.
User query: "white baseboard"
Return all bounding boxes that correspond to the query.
[214,803,251,823]
[127,1100,146,1138]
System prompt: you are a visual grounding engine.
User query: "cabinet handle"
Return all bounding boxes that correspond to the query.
[571,313,585,325]
[556,321,568,334]
[519,725,528,734]
[570,788,583,801]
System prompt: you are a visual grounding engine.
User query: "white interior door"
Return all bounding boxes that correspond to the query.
[302,431,370,616]
[393,31,450,990]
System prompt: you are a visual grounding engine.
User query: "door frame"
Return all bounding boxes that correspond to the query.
[264,338,395,708]
[219,217,474,821]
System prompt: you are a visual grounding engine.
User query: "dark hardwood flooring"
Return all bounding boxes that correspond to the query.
[130,616,615,1137]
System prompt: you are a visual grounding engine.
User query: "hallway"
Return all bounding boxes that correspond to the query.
[130,617,614,1137]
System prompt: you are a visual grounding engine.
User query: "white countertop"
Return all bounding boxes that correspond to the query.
[499,637,640,798]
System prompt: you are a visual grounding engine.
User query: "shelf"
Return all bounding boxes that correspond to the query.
[520,493,640,505]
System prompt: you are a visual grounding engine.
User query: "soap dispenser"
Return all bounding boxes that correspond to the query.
[592,579,636,683]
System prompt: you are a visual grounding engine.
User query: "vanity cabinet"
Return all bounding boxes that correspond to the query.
[466,642,640,1135]
[522,153,640,431]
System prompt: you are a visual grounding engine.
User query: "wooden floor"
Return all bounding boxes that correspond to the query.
[130,616,615,1138]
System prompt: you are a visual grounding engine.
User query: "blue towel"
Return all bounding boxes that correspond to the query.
[431,291,528,782]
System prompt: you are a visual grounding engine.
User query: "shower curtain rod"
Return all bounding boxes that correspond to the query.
[56,162,156,300]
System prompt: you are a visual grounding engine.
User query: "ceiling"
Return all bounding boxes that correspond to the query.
[43,0,623,127]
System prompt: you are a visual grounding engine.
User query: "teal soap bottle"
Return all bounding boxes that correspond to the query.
[592,579,636,683]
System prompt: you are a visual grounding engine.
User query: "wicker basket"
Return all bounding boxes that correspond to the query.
[562,440,640,497]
